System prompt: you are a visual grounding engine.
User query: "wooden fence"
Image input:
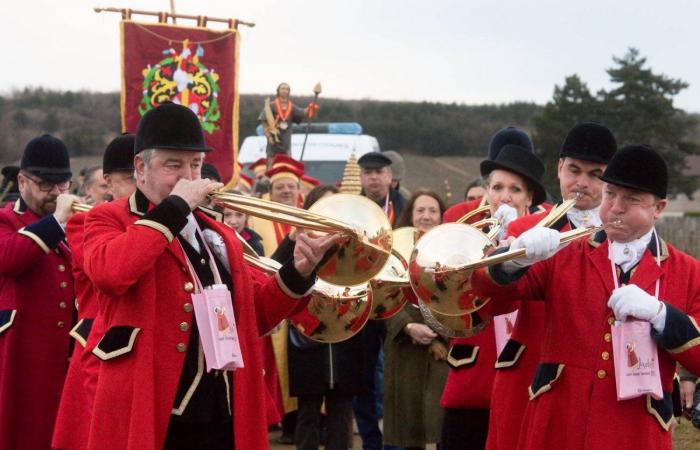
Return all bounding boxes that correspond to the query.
[656,216,700,258]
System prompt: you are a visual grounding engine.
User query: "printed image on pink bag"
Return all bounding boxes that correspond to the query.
[494,310,518,356]
[611,320,662,401]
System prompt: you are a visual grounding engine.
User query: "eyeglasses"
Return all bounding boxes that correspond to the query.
[23,173,72,192]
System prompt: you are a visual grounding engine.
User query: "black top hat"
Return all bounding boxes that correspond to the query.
[487,127,534,161]
[20,134,72,182]
[134,102,213,155]
[481,144,547,205]
[560,122,617,164]
[103,134,136,174]
[599,145,667,198]
[358,152,393,170]
[201,163,221,182]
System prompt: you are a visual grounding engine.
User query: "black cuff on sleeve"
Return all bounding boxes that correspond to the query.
[271,236,295,264]
[651,302,700,352]
[23,215,66,249]
[278,260,316,297]
[487,247,529,285]
[140,195,190,237]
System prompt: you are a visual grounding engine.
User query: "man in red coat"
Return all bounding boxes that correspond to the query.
[83,103,336,450]
[52,134,137,450]
[473,145,699,450]
[0,134,80,449]
[487,122,617,450]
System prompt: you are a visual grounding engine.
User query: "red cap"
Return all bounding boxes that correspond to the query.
[271,154,305,173]
[265,165,303,184]
[248,157,268,175]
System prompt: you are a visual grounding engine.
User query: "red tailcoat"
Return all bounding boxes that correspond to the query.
[53,212,97,450]
[473,232,700,450]
[83,194,310,450]
[0,199,74,449]
[486,211,570,450]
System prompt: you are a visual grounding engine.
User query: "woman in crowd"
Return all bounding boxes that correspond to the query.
[439,144,547,450]
[383,188,450,450]
[221,189,264,256]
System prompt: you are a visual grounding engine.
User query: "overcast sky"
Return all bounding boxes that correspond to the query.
[3,0,699,111]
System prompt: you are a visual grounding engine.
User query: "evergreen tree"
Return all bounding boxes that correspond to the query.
[601,48,698,196]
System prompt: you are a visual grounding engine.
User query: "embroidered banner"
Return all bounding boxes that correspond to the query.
[120,20,240,184]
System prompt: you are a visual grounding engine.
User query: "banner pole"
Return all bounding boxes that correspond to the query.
[94,7,256,28]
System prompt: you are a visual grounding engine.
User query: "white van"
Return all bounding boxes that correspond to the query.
[238,123,380,184]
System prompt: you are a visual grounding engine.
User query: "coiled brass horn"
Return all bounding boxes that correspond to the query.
[212,192,392,286]
[409,199,595,318]
[71,202,93,213]
[240,242,372,344]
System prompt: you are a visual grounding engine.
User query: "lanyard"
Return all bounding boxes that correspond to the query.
[180,225,225,293]
[607,228,661,299]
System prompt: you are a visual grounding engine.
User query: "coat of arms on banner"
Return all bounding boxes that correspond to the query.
[139,39,221,134]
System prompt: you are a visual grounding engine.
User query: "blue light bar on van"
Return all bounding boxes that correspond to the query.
[255,122,363,136]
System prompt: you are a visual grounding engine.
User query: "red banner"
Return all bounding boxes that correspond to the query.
[120,20,240,184]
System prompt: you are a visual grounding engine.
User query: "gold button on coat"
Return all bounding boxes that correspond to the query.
[58,264,66,272]
[604,333,612,343]
[601,352,610,361]
[57,321,65,328]
[184,282,194,293]
[597,370,606,379]
[60,281,68,288]
[183,303,193,313]
[179,322,189,332]
[59,302,67,309]
[608,317,615,326]
[176,343,186,352]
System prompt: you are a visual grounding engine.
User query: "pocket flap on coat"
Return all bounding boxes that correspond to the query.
[93,325,141,361]
[69,318,95,347]
[0,310,17,335]
[528,362,565,400]
[446,344,480,369]
[495,338,526,369]
[647,392,675,431]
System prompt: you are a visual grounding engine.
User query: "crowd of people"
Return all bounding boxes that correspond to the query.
[1,101,700,450]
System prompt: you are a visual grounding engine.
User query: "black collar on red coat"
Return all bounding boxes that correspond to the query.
[12,197,28,215]
[127,188,223,222]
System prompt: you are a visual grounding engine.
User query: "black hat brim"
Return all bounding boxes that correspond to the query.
[598,174,661,198]
[141,144,214,153]
[480,160,547,206]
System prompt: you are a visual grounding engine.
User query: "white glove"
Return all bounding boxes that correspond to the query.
[607,284,666,333]
[494,204,519,240]
[503,227,561,272]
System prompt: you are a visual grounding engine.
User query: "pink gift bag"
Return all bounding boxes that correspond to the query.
[611,320,662,401]
[493,310,518,356]
[184,231,244,372]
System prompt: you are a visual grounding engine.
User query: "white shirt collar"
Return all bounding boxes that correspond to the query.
[609,228,654,273]
[566,205,602,228]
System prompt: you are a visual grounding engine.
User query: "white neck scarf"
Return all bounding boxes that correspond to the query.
[181,213,201,253]
[567,206,602,228]
[609,228,654,273]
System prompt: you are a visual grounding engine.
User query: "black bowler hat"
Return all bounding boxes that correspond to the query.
[103,134,135,174]
[20,134,72,182]
[599,145,667,199]
[560,122,617,164]
[358,152,393,170]
[201,163,221,182]
[487,127,534,161]
[481,144,547,205]
[134,102,213,155]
